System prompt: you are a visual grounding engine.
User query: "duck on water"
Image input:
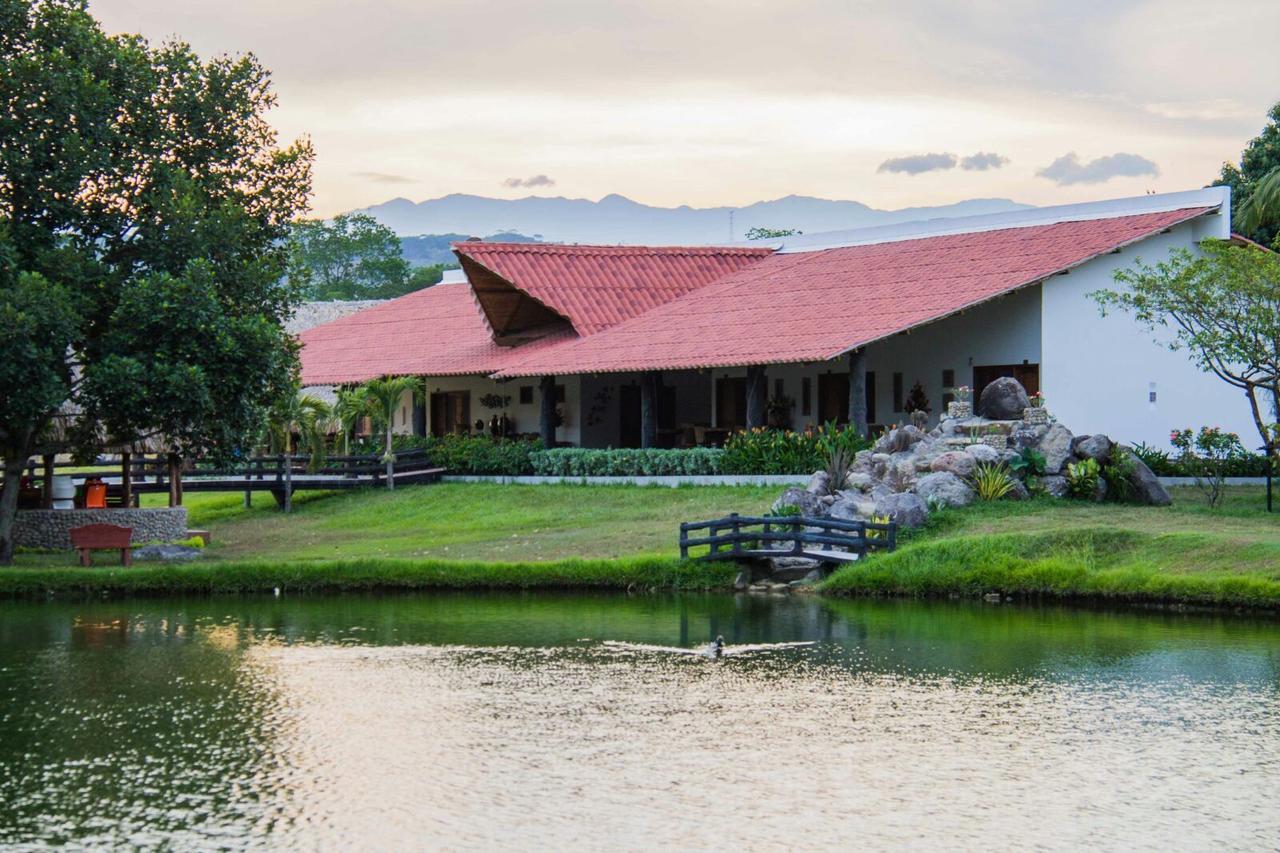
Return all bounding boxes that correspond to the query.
[602,635,815,659]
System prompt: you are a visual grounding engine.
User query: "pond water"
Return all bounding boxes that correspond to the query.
[0,592,1277,850]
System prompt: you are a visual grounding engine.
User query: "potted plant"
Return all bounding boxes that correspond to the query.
[1023,392,1048,425]
[981,423,1008,451]
[947,386,973,419]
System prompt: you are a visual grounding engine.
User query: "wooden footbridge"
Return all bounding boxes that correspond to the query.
[679,513,897,564]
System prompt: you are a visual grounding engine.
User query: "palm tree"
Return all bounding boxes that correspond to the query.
[358,376,421,489]
[1238,166,1280,238]
[268,391,334,472]
[334,386,372,456]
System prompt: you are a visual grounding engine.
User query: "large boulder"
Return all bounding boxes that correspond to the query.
[845,471,875,492]
[828,496,876,521]
[873,492,929,528]
[875,425,926,455]
[1040,424,1075,473]
[977,377,1030,419]
[1123,449,1172,506]
[930,451,976,478]
[914,472,974,508]
[771,488,825,517]
[805,470,831,495]
[1040,475,1069,499]
[1010,423,1048,451]
[965,443,1001,464]
[1074,434,1113,464]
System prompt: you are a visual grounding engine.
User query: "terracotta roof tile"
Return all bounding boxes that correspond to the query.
[298,283,570,385]
[452,242,772,335]
[495,207,1213,377]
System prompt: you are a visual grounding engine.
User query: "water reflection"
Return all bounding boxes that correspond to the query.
[0,593,1277,849]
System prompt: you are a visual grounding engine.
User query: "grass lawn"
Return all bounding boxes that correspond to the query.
[821,486,1280,607]
[5,482,1280,608]
[148,483,779,563]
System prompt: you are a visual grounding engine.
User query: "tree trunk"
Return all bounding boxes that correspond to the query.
[385,423,394,490]
[167,453,182,507]
[745,366,768,430]
[848,348,868,436]
[0,452,27,565]
[41,454,54,509]
[640,371,659,449]
[539,375,557,448]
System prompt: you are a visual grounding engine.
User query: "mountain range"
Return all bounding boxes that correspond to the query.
[357,193,1034,246]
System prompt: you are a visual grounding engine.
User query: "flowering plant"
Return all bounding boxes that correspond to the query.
[952,385,972,402]
[1028,392,1046,408]
[1170,426,1245,506]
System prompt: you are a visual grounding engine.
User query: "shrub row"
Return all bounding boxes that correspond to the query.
[720,424,872,475]
[350,426,874,477]
[1131,442,1275,477]
[529,447,723,477]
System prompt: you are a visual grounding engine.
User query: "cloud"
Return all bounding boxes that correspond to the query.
[353,171,414,184]
[960,151,1009,171]
[502,174,556,188]
[1036,152,1159,185]
[877,152,958,175]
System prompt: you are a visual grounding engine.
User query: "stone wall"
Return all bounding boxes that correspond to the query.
[14,508,188,550]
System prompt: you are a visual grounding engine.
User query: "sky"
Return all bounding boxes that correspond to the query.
[90,0,1280,218]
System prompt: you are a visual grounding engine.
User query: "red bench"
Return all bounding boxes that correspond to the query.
[69,523,133,567]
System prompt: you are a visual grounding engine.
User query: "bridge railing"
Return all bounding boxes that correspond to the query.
[679,513,896,561]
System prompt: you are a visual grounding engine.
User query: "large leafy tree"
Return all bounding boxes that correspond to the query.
[0,0,313,562]
[288,213,414,300]
[1092,239,1280,461]
[1215,100,1280,246]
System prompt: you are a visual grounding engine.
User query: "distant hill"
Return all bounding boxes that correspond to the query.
[399,231,541,266]
[358,193,1033,245]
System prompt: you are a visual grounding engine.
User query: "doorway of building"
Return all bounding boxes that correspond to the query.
[619,381,677,447]
[429,390,471,436]
[816,371,876,430]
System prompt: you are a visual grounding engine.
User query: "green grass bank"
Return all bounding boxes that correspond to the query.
[0,555,731,599]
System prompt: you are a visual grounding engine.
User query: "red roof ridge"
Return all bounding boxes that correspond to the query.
[451,241,773,256]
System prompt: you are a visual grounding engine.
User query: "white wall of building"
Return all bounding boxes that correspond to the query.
[1040,207,1258,449]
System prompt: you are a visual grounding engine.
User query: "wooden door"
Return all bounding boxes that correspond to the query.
[715,378,747,429]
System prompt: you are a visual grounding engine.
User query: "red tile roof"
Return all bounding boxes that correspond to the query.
[452,242,773,335]
[495,207,1213,377]
[298,283,571,385]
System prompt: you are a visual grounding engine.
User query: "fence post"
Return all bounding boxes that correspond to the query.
[283,454,293,514]
[887,522,897,552]
[679,522,689,560]
[730,512,741,555]
[243,460,252,509]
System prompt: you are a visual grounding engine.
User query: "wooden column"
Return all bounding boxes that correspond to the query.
[745,365,768,430]
[41,455,54,509]
[121,452,132,508]
[639,371,660,449]
[848,348,868,436]
[539,375,557,448]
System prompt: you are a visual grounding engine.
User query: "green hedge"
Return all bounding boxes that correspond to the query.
[352,434,543,475]
[530,447,723,477]
[720,424,871,475]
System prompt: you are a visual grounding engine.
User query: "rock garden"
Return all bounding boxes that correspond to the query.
[770,378,1171,534]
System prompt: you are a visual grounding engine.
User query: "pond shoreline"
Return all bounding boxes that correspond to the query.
[2,546,1278,614]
